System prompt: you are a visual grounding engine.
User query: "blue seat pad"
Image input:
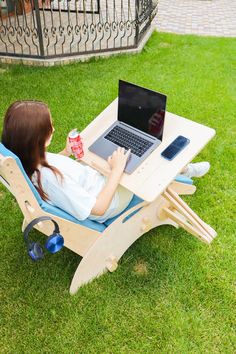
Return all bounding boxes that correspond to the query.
[0,143,143,232]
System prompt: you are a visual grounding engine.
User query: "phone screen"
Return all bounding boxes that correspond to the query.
[161,135,190,160]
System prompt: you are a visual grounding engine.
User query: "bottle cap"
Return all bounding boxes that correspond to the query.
[69,129,79,138]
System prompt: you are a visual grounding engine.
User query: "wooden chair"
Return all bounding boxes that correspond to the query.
[0,143,217,294]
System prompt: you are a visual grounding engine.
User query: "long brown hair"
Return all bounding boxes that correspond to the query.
[1,100,62,200]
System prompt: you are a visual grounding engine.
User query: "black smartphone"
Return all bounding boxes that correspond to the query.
[161,135,190,160]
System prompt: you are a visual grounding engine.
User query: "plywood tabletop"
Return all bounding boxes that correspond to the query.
[80,98,215,202]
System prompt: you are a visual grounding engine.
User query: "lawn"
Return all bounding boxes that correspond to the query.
[0,31,236,353]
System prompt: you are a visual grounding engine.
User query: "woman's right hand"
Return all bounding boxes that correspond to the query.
[107,147,131,175]
[64,134,73,156]
[66,128,80,156]
[60,129,78,157]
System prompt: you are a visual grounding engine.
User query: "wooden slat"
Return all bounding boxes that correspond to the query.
[167,187,217,239]
[163,190,212,243]
[163,207,210,244]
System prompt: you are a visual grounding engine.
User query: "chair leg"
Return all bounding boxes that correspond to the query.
[70,245,112,295]
[161,187,217,244]
[69,199,179,295]
[69,182,211,294]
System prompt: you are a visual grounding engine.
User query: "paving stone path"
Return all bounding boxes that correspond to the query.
[154,0,236,37]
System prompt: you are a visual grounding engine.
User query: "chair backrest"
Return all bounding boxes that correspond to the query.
[0,143,107,232]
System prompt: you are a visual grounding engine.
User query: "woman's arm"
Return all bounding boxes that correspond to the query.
[91,147,130,216]
[58,130,130,216]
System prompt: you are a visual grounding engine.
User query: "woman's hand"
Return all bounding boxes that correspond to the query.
[59,128,77,157]
[107,147,131,176]
[65,132,73,156]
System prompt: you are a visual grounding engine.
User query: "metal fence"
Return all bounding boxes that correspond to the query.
[0,0,157,59]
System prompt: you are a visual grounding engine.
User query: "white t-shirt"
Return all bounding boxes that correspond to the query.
[32,152,120,222]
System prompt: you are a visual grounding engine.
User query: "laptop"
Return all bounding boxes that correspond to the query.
[89,80,167,174]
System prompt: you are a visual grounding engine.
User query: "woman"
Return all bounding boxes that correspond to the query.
[1,100,210,223]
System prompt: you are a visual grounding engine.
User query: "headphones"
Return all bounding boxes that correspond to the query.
[23,216,64,261]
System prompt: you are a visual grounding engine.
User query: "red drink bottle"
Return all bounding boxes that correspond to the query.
[68,130,84,159]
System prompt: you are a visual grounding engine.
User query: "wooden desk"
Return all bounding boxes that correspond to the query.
[80,98,215,202]
[69,100,217,291]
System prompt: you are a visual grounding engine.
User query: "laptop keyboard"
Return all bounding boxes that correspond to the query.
[104,126,153,157]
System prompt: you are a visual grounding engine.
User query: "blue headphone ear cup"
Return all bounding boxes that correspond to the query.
[45,233,64,254]
[28,242,44,261]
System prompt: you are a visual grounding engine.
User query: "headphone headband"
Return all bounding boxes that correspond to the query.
[23,216,60,243]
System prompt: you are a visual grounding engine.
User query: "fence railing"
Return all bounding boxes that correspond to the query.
[0,0,157,59]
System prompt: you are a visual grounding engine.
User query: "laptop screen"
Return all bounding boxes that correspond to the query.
[118,80,167,140]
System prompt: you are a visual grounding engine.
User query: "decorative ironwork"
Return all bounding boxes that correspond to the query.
[38,0,100,13]
[0,0,157,59]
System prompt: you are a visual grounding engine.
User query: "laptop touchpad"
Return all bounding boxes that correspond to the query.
[89,139,117,160]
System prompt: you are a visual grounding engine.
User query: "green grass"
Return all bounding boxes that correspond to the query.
[0,32,236,353]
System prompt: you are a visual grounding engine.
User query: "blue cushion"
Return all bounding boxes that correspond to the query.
[104,195,143,226]
[40,200,106,232]
[175,174,193,185]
